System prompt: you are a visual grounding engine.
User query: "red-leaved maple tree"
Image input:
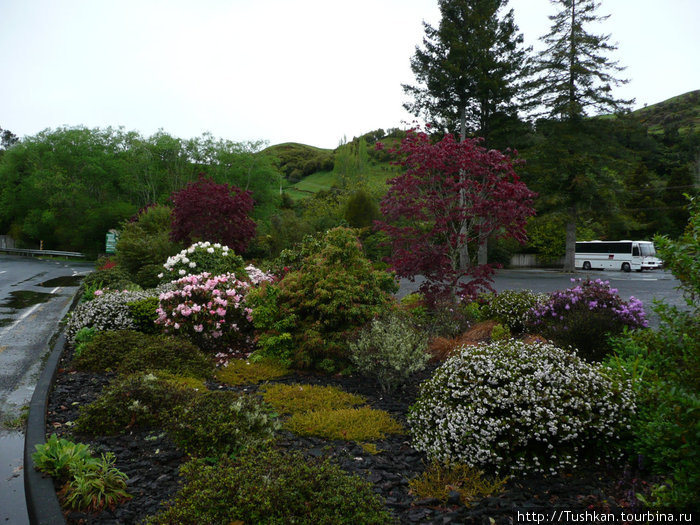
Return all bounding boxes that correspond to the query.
[376,129,536,302]
[169,175,256,254]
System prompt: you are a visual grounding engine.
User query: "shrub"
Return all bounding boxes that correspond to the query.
[72,330,213,379]
[127,297,161,334]
[489,323,511,341]
[115,205,181,288]
[214,358,290,386]
[480,289,547,333]
[145,448,392,525]
[66,290,153,343]
[526,278,648,361]
[349,312,430,391]
[606,306,700,510]
[155,272,255,351]
[72,327,97,358]
[169,175,256,254]
[408,340,636,475]
[74,373,196,435]
[59,452,131,512]
[250,227,398,370]
[285,406,403,442]
[33,435,131,513]
[261,384,366,415]
[32,434,95,481]
[79,266,135,302]
[165,391,280,457]
[159,241,248,283]
[408,460,507,506]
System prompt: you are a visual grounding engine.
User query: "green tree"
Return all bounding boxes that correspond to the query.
[402,0,530,146]
[527,0,633,271]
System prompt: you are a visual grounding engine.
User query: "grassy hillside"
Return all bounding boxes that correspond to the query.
[630,90,700,134]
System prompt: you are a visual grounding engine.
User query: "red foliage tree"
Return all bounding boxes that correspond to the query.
[169,175,256,254]
[376,129,536,302]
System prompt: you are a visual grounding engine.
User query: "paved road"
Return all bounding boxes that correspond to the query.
[398,268,689,328]
[0,254,93,525]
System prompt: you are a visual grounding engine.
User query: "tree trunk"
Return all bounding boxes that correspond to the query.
[478,238,488,265]
[458,105,470,271]
[564,207,577,272]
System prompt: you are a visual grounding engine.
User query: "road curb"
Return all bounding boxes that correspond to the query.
[24,290,83,525]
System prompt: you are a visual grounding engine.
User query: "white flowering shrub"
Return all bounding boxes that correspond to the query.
[479,289,547,333]
[349,313,430,391]
[160,242,247,282]
[66,290,153,344]
[408,340,635,475]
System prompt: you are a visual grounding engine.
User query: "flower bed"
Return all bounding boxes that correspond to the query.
[44,342,653,524]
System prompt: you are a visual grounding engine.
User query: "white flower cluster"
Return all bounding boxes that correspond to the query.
[66,290,154,343]
[408,340,636,475]
[162,242,230,275]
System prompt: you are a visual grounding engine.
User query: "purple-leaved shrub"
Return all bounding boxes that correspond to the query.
[526,278,647,361]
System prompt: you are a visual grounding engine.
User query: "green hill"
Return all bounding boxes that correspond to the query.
[630,90,700,135]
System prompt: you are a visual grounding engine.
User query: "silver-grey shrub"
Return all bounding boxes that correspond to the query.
[66,290,153,344]
[408,340,635,475]
[479,289,547,333]
[349,313,429,391]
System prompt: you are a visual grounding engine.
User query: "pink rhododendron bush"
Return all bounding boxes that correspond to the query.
[156,269,273,352]
[408,340,636,476]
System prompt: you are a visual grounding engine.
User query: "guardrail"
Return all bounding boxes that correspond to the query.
[0,247,85,258]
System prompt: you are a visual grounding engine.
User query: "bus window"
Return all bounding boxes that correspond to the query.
[633,245,640,256]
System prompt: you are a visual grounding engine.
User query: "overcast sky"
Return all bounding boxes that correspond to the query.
[1,0,698,149]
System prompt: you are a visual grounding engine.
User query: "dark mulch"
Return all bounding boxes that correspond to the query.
[45,346,653,525]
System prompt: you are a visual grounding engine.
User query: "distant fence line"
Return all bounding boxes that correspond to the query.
[509,254,564,268]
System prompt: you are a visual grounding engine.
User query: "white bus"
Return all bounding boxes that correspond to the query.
[575,240,663,272]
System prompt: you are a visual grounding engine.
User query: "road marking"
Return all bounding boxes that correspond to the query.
[0,303,43,336]
[50,287,61,294]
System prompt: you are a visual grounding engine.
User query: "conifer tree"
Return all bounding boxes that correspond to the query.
[528,0,633,271]
[403,0,530,146]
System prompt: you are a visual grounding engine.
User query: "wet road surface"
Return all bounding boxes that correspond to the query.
[0,254,93,524]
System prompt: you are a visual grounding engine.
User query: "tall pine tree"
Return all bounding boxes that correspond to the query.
[528,0,633,271]
[403,0,530,147]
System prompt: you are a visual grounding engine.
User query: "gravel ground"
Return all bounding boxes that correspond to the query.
[44,346,654,524]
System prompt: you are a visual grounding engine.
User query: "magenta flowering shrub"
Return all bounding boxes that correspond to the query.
[156,272,256,352]
[526,278,648,361]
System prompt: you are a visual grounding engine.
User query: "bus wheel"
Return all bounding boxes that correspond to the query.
[583,261,591,270]
[622,262,631,272]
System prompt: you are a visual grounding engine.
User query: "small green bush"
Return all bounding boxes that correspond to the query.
[33,435,130,513]
[214,358,290,386]
[126,297,161,334]
[72,330,213,379]
[285,406,403,442]
[165,391,280,457]
[251,227,398,370]
[32,434,95,481]
[72,327,97,357]
[408,340,636,475]
[59,452,131,512]
[145,448,392,525]
[480,289,547,333]
[349,312,429,391]
[75,373,195,435]
[606,307,700,510]
[261,384,366,415]
[79,267,135,301]
[408,460,507,506]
